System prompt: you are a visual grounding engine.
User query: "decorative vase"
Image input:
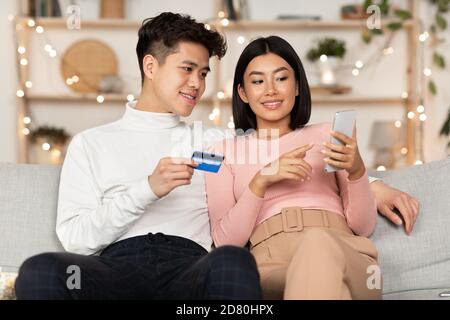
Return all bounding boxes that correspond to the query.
[317,56,341,87]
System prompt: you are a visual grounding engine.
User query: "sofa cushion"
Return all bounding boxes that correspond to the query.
[0,164,64,270]
[370,157,450,298]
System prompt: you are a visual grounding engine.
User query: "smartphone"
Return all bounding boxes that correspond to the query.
[192,151,225,173]
[324,110,356,173]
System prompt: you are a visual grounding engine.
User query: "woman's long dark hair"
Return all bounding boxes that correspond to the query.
[232,36,311,132]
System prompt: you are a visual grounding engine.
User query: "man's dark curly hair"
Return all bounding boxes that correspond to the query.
[136,12,227,86]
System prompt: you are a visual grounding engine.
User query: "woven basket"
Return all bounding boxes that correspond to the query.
[60,39,118,93]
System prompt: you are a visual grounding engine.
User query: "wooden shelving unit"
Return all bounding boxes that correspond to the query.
[14,1,420,164]
[15,17,417,30]
[25,93,406,106]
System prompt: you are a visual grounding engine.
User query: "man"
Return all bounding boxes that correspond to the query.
[15,12,260,300]
[15,12,418,300]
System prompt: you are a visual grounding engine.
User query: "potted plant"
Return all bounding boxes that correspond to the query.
[29,126,71,165]
[306,37,346,87]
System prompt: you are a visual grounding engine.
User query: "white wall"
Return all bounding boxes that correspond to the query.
[0,0,18,163]
[0,0,448,165]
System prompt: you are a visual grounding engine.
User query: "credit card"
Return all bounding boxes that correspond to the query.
[192,151,225,173]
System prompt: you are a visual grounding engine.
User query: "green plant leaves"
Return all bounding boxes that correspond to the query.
[394,9,412,20]
[440,109,450,136]
[387,21,403,31]
[437,0,450,13]
[433,52,446,68]
[362,29,372,44]
[429,80,437,95]
[436,14,447,29]
[29,125,71,145]
[306,38,346,61]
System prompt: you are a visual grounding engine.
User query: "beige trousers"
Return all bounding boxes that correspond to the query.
[250,208,382,300]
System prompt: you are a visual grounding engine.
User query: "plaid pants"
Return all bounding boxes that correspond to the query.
[15,233,261,300]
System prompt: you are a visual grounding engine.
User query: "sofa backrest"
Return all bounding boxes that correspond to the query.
[370,157,450,296]
[1,159,449,295]
[0,164,64,271]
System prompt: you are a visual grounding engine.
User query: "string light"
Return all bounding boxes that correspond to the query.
[96,95,105,103]
[319,54,327,62]
[221,18,229,26]
[417,105,424,113]
[401,91,409,99]
[127,94,135,102]
[17,46,26,54]
[216,91,225,100]
[213,107,220,116]
[51,149,62,158]
[35,26,44,34]
[401,147,408,155]
[204,24,211,30]
[394,121,402,128]
[419,114,427,121]
[16,90,25,98]
[237,36,245,44]
[383,47,394,55]
[23,117,31,124]
[44,44,52,52]
[352,68,359,76]
[227,116,235,129]
[66,78,74,86]
[355,60,364,69]
[27,19,35,27]
[20,58,28,66]
[25,81,33,88]
[41,143,51,151]
[49,49,57,57]
[407,112,415,119]
[414,160,423,165]
[218,11,225,18]
[419,31,429,42]
[423,68,432,77]
[72,75,79,83]
[22,128,30,135]
[376,166,386,171]
[208,113,216,121]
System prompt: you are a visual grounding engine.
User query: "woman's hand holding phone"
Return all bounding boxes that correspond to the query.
[249,143,314,198]
[322,129,366,181]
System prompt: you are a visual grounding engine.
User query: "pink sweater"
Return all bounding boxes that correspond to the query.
[205,122,377,247]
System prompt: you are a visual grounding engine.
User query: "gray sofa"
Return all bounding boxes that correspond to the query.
[1,158,449,299]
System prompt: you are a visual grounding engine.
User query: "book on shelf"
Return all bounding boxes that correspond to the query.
[25,0,63,17]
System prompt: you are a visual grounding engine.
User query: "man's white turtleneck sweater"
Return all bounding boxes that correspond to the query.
[56,101,226,255]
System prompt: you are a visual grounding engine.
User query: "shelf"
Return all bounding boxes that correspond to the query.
[16,17,416,30]
[25,94,406,106]
[218,19,415,30]
[26,93,130,103]
[16,17,141,29]
[25,94,227,105]
[14,0,420,165]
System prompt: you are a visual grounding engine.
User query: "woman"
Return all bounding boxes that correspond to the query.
[205,36,382,300]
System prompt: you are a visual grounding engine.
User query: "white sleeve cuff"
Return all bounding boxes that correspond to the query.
[128,177,160,209]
